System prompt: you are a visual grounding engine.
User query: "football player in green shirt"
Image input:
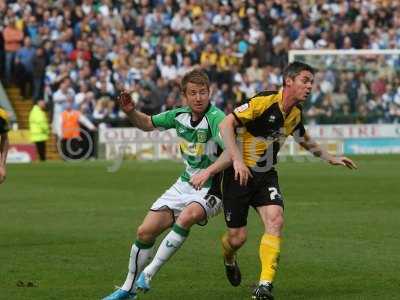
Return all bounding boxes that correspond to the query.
[103,69,229,299]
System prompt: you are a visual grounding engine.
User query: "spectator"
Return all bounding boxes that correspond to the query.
[15,37,35,99]
[159,55,178,82]
[60,98,96,160]
[170,7,192,32]
[139,83,162,115]
[212,5,232,27]
[32,47,47,101]
[29,100,49,161]
[293,30,315,50]
[52,79,75,139]
[3,17,23,84]
[246,58,263,84]
[93,97,111,121]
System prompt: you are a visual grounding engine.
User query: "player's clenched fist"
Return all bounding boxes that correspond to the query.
[117,90,135,113]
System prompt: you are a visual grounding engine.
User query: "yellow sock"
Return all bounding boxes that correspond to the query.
[221,233,236,264]
[259,234,281,283]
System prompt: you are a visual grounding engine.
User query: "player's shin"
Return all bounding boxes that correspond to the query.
[221,232,237,265]
[121,240,154,292]
[143,224,189,278]
[259,234,281,284]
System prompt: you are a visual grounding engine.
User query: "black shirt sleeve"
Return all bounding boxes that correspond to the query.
[0,117,10,134]
[292,121,306,138]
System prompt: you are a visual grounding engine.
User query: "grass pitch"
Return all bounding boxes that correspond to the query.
[1,155,399,300]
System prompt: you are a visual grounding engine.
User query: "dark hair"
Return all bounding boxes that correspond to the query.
[181,68,210,93]
[283,61,315,86]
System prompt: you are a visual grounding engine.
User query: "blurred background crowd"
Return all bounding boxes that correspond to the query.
[1,0,400,132]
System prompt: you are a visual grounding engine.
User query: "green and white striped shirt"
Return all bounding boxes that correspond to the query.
[151,105,225,187]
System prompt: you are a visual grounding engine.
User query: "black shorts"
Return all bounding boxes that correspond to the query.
[212,166,284,228]
[205,171,224,206]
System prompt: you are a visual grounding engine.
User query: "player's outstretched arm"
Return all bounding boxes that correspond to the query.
[326,156,357,169]
[190,150,232,190]
[219,114,252,185]
[0,132,9,184]
[296,131,357,170]
[117,90,154,131]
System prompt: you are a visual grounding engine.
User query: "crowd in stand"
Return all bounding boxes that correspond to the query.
[302,54,400,124]
[1,0,400,130]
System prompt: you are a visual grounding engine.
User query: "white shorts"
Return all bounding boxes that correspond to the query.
[150,178,222,225]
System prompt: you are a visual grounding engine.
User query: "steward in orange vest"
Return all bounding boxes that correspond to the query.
[60,99,96,160]
[61,109,81,140]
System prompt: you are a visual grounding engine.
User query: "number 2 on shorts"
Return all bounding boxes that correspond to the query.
[268,187,280,201]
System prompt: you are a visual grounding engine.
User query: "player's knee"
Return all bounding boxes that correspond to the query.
[228,230,247,249]
[267,213,284,233]
[177,208,205,228]
[136,224,156,243]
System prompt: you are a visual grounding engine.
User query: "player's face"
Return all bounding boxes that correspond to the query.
[290,70,314,102]
[184,82,210,115]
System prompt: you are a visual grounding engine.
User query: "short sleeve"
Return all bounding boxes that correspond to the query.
[291,121,306,138]
[207,108,225,149]
[232,97,269,125]
[151,109,177,130]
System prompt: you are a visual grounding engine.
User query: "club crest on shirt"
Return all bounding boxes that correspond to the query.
[197,131,207,143]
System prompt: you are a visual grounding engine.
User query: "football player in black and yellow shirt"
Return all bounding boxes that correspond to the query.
[0,107,10,184]
[191,62,357,300]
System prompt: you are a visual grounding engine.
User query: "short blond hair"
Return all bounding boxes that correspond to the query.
[181,68,210,94]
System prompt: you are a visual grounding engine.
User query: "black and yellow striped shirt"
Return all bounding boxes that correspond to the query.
[0,108,10,134]
[232,89,306,168]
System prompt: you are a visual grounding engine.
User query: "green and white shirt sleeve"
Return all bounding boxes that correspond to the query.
[205,106,225,149]
[151,110,176,130]
[151,107,189,130]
